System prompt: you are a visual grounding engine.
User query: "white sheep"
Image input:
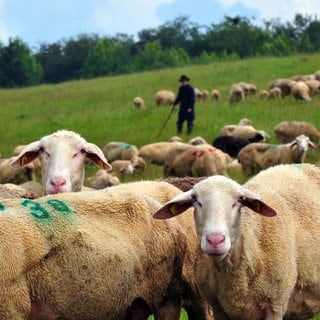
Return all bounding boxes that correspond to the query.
[154,90,175,106]
[274,120,320,144]
[238,134,315,178]
[228,84,245,102]
[10,130,111,195]
[133,96,145,109]
[268,78,294,98]
[268,86,282,99]
[218,124,269,141]
[102,141,139,162]
[86,169,120,189]
[109,156,147,177]
[188,136,208,145]
[0,182,38,199]
[210,89,220,101]
[0,188,199,319]
[154,163,320,319]
[290,81,311,101]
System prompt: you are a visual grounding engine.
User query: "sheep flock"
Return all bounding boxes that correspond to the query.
[2,67,320,319]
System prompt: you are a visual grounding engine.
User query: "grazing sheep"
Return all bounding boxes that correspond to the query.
[133,96,145,109]
[314,70,320,81]
[110,156,147,177]
[194,88,203,102]
[139,141,187,165]
[268,86,282,99]
[290,81,311,101]
[153,163,320,320]
[0,188,196,319]
[237,134,315,178]
[154,90,175,106]
[274,120,320,144]
[188,136,208,145]
[0,157,36,184]
[201,90,209,101]
[258,89,269,100]
[212,134,264,158]
[218,124,269,141]
[170,136,183,142]
[268,78,294,97]
[305,79,320,96]
[102,141,139,162]
[228,84,245,102]
[10,130,111,195]
[210,89,220,101]
[247,83,257,96]
[86,169,120,189]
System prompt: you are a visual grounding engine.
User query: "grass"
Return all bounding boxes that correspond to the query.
[1,53,320,319]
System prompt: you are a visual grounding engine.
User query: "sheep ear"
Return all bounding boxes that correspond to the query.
[153,190,194,219]
[308,141,316,149]
[85,143,112,171]
[239,189,277,217]
[10,141,41,168]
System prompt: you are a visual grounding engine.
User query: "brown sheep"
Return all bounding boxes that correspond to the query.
[154,90,175,106]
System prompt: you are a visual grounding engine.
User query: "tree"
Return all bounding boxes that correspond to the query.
[0,38,42,88]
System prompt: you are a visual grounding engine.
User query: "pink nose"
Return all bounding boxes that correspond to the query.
[50,177,67,188]
[206,233,225,248]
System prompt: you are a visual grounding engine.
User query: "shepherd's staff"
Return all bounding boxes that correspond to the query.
[157,107,175,137]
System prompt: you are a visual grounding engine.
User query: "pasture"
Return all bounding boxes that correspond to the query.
[0,53,320,319]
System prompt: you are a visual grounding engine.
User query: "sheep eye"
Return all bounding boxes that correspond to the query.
[192,195,202,208]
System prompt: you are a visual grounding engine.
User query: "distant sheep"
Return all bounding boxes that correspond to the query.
[268,87,282,99]
[154,90,175,106]
[102,141,139,162]
[133,96,145,109]
[87,169,120,189]
[110,156,147,177]
[194,88,203,102]
[274,120,320,144]
[10,130,111,195]
[258,89,269,100]
[305,79,320,96]
[238,134,315,178]
[0,188,197,319]
[218,124,269,141]
[268,78,294,97]
[188,136,208,145]
[210,89,220,101]
[154,163,320,319]
[228,84,245,102]
[290,81,311,101]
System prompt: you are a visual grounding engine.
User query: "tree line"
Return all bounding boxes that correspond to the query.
[0,13,319,88]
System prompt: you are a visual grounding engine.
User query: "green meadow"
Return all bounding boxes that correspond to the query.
[1,53,320,319]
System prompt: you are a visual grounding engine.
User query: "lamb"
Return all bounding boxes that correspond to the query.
[133,96,145,109]
[228,84,245,102]
[109,156,147,177]
[212,134,264,158]
[102,141,139,162]
[274,120,320,144]
[86,169,120,189]
[0,188,201,319]
[153,163,320,319]
[154,90,175,106]
[210,89,220,101]
[10,130,111,195]
[268,86,282,99]
[290,80,311,101]
[237,134,315,178]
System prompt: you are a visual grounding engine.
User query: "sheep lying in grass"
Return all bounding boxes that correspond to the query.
[154,163,320,319]
[0,188,200,319]
[218,124,269,141]
[102,141,139,162]
[110,156,147,177]
[237,134,315,178]
[274,120,320,144]
[0,183,37,199]
[86,169,120,189]
[10,130,111,195]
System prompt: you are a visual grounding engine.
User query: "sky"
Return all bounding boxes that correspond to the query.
[0,0,319,49]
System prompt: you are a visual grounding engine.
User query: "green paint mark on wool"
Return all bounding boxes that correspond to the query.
[0,203,5,211]
[46,199,72,216]
[22,199,52,221]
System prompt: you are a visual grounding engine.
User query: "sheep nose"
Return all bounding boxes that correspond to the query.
[206,233,225,247]
[50,177,67,187]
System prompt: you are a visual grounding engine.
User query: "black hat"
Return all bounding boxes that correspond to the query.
[179,75,190,82]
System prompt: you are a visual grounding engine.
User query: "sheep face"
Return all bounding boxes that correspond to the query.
[10,130,111,194]
[154,176,276,262]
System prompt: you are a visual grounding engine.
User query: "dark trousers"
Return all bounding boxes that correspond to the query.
[177,119,193,135]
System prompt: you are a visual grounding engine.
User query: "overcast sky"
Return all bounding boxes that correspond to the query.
[0,0,319,49]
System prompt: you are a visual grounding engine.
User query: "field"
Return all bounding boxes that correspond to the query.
[1,53,320,319]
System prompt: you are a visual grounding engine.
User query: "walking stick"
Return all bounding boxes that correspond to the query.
[157,108,175,137]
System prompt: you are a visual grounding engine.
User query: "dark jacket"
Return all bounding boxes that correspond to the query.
[173,84,195,120]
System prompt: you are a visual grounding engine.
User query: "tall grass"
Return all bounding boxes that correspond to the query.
[1,54,320,319]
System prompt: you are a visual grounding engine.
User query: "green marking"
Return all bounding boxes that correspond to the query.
[46,199,72,216]
[0,203,5,211]
[21,199,51,221]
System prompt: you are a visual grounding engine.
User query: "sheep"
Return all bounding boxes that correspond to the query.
[258,89,269,100]
[154,90,175,106]
[305,79,320,96]
[194,88,203,102]
[274,120,320,144]
[201,89,209,101]
[102,141,139,162]
[0,188,200,319]
[139,141,187,165]
[19,181,44,197]
[218,124,269,141]
[153,163,320,319]
[268,78,294,97]
[10,130,111,195]
[109,156,147,177]
[170,135,183,142]
[86,169,120,189]
[0,156,36,184]
[314,70,320,81]
[290,80,311,101]
[0,183,38,199]
[268,86,282,99]
[188,136,208,145]
[212,134,264,158]
[237,134,315,178]
[164,144,229,178]
[210,89,220,101]
[228,84,245,102]
[133,96,145,109]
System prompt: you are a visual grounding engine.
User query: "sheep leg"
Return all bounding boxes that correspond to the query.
[153,305,181,320]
